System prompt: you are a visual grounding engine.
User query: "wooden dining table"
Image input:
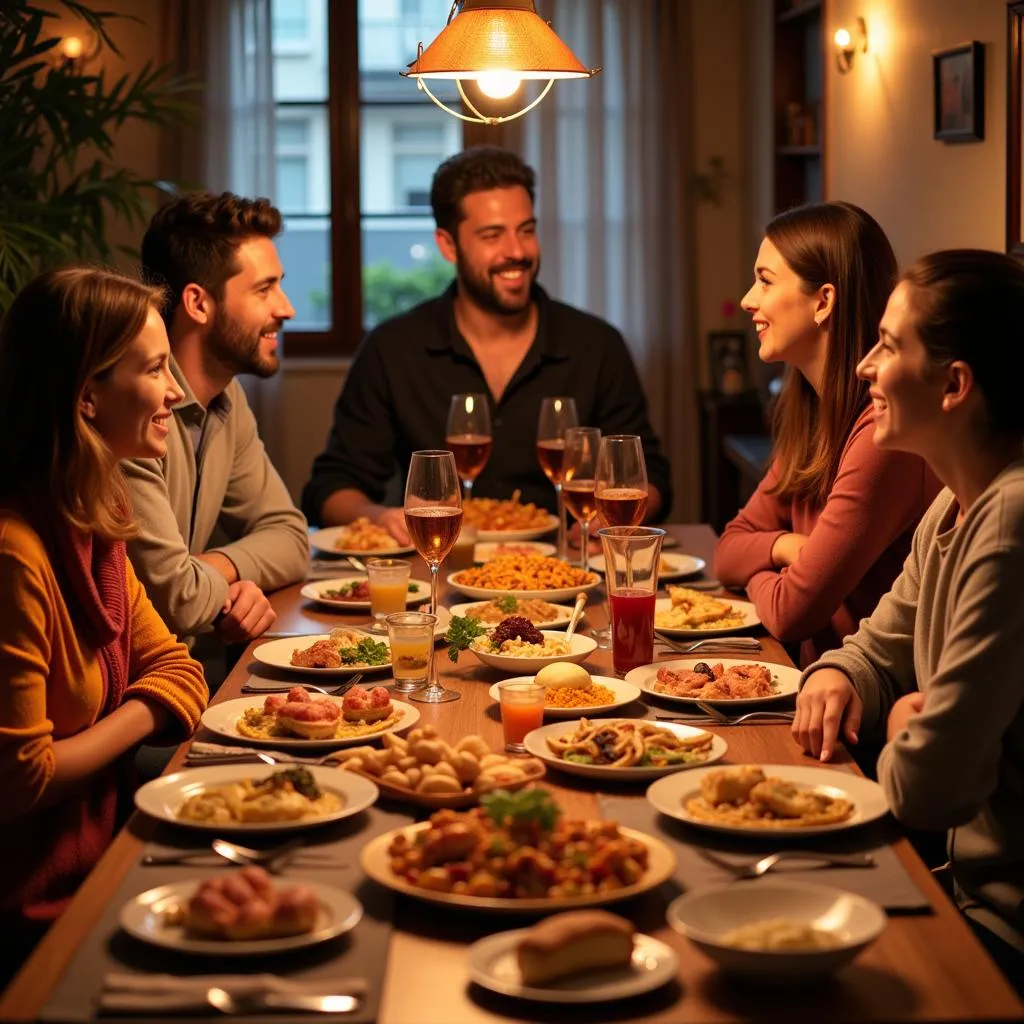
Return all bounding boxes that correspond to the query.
[2,524,1022,1023]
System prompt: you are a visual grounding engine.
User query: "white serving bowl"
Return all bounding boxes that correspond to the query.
[468,630,597,674]
[666,881,886,981]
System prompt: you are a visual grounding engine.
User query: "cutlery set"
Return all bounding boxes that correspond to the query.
[241,671,363,696]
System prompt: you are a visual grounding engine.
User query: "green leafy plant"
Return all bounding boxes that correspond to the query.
[443,614,489,663]
[0,1,197,312]
[363,257,454,327]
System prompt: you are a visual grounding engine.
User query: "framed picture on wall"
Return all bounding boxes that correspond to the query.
[933,41,984,142]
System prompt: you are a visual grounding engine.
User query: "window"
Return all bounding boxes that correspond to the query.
[269,0,461,354]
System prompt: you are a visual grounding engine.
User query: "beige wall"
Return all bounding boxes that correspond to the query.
[826,0,1007,262]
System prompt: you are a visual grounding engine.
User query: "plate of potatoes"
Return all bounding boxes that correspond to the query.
[333,726,546,808]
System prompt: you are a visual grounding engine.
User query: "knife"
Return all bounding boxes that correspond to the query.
[208,987,361,1015]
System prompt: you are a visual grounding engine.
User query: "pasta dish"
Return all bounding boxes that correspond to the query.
[546,719,713,768]
[462,497,553,532]
[331,516,400,551]
[176,768,342,824]
[452,555,596,592]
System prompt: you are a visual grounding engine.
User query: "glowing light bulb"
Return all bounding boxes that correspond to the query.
[477,70,521,100]
[62,36,84,60]
[834,28,851,49]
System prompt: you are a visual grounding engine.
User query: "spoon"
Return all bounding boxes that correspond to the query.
[564,591,587,642]
[347,556,367,573]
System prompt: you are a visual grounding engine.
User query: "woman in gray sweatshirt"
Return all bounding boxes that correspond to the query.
[793,249,1024,972]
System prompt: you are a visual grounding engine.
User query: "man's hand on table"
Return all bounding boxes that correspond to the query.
[792,667,862,762]
[375,507,411,546]
[217,580,277,644]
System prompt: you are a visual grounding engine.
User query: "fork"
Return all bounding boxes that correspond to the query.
[241,672,363,696]
[654,633,762,655]
[656,711,795,726]
[695,847,875,879]
[185,742,346,767]
[694,699,794,724]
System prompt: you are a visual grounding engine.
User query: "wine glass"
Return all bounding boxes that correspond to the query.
[403,450,463,704]
[595,435,649,527]
[446,393,492,502]
[536,396,578,561]
[562,427,600,576]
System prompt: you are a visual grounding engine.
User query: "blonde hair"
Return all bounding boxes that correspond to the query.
[0,267,167,539]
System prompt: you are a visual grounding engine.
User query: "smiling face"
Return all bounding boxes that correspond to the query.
[741,237,828,367]
[436,186,540,316]
[208,236,294,377]
[85,306,185,460]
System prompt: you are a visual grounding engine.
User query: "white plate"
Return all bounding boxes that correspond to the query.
[449,600,576,630]
[473,540,556,561]
[474,515,560,542]
[467,928,679,1003]
[253,633,392,676]
[524,719,727,780]
[134,765,379,833]
[201,696,420,749]
[447,570,602,603]
[300,575,430,610]
[590,551,707,581]
[120,879,362,955]
[626,658,800,708]
[470,631,597,674]
[488,675,641,718]
[308,525,414,557]
[653,596,761,638]
[646,764,889,837]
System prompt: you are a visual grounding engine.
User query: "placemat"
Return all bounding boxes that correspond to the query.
[601,795,933,913]
[39,804,413,1023]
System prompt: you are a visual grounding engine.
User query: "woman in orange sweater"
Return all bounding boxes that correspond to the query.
[715,202,940,667]
[0,268,208,963]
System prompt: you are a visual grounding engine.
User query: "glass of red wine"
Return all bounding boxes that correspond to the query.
[595,435,649,527]
[446,393,492,502]
[562,427,601,576]
[536,396,578,562]
[403,450,463,704]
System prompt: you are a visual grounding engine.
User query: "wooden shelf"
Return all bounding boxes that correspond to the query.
[777,0,822,24]
[776,145,822,156]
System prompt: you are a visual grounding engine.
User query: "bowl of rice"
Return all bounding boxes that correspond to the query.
[488,672,641,717]
[469,622,597,674]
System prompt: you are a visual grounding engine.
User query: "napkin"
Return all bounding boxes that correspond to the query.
[99,973,368,1015]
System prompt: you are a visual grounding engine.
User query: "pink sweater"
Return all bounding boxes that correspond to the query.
[715,406,941,667]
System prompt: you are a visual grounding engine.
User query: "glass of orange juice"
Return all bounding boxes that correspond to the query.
[386,611,436,692]
[498,680,546,752]
[366,558,411,632]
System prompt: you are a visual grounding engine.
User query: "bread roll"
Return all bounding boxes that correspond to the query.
[517,910,635,985]
[535,662,592,691]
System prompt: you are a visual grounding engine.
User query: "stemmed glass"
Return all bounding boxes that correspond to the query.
[562,427,600,576]
[446,393,492,502]
[403,450,463,704]
[595,435,649,527]
[536,396,578,561]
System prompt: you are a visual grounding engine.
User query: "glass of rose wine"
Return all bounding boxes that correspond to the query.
[446,393,492,501]
[595,435,649,527]
[536,396,578,561]
[403,450,463,704]
[562,427,601,576]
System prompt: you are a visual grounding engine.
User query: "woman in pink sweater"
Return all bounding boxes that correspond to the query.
[715,202,940,666]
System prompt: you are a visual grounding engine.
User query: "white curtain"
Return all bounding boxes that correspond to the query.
[504,0,699,519]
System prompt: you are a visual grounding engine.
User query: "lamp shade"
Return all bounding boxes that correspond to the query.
[404,0,592,81]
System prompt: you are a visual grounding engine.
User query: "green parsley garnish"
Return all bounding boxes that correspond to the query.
[443,614,490,663]
[337,637,389,666]
[495,595,517,614]
[480,787,562,834]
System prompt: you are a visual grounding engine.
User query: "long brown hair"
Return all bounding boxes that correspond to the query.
[767,202,897,506]
[0,267,166,539]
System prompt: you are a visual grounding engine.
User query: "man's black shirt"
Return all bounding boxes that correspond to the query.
[301,282,672,523]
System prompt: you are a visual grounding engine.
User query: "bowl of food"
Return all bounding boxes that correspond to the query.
[666,881,886,980]
[468,618,597,673]
[488,664,641,718]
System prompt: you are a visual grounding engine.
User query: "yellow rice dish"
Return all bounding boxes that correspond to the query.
[236,705,402,742]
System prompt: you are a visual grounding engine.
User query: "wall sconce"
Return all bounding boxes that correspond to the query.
[401,0,601,125]
[834,17,868,74]
[59,30,101,70]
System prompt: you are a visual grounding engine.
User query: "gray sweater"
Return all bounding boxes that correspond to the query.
[806,459,1024,940]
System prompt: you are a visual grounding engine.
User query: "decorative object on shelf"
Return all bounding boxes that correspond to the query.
[708,331,750,397]
[783,102,817,147]
[833,17,868,74]
[933,41,984,143]
[1007,2,1024,257]
[401,0,601,125]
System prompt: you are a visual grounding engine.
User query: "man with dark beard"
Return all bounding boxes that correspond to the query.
[123,192,309,665]
[302,147,671,542]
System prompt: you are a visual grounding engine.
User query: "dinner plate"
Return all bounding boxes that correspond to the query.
[308,525,415,557]
[135,764,379,833]
[201,696,420,749]
[360,823,675,910]
[253,633,392,676]
[625,658,800,708]
[474,515,560,542]
[300,575,431,611]
[120,880,362,955]
[488,676,642,718]
[652,595,761,638]
[467,928,679,1003]
[449,600,577,630]
[590,551,707,582]
[446,570,602,603]
[646,764,889,837]
[474,540,557,561]
[470,631,598,674]
[523,719,728,781]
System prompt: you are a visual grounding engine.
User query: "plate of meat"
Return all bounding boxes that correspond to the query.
[625,659,801,708]
[253,630,391,676]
